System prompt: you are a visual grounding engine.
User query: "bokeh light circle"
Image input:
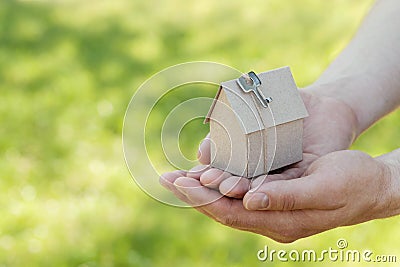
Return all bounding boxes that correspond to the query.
[122,61,276,207]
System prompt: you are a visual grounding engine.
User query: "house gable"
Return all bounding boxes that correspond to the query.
[205,67,308,134]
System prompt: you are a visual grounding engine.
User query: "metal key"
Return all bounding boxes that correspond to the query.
[237,71,272,108]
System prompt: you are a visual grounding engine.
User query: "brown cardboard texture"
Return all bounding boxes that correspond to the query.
[205,66,308,178]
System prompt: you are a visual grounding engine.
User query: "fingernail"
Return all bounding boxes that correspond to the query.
[245,193,269,210]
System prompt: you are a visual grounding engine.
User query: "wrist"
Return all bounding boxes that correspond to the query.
[302,82,360,144]
[306,76,367,136]
[305,70,397,136]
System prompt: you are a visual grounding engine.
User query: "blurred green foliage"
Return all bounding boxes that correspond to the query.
[1,0,399,266]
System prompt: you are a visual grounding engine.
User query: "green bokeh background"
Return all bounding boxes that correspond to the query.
[1,0,399,266]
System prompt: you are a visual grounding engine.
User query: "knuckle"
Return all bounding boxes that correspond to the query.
[279,193,296,210]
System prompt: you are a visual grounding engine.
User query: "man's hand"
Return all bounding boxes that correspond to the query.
[160,150,400,243]
[160,0,400,242]
[197,89,359,198]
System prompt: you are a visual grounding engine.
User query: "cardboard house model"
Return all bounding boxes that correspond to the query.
[205,67,308,178]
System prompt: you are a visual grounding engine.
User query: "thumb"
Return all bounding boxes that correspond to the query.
[243,174,338,211]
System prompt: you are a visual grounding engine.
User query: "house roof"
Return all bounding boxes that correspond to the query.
[205,66,308,134]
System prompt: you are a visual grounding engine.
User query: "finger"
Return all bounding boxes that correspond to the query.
[159,172,223,224]
[174,176,223,207]
[160,173,217,219]
[199,168,231,189]
[280,165,306,179]
[186,165,210,179]
[174,177,252,229]
[159,170,187,191]
[281,153,318,178]
[198,134,211,165]
[159,171,194,204]
[243,174,341,211]
[249,168,306,192]
[173,177,294,235]
[250,173,291,190]
[249,154,321,190]
[200,169,251,199]
[172,177,220,219]
[219,176,250,198]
